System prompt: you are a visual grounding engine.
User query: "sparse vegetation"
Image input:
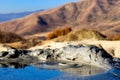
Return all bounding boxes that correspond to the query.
[54,29,107,42]
[0,30,23,43]
[6,39,42,49]
[0,31,44,49]
[113,34,120,40]
[47,26,72,40]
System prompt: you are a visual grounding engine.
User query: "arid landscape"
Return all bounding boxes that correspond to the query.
[0,0,120,49]
[0,0,120,38]
[0,0,120,80]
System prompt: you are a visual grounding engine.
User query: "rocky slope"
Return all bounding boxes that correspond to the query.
[0,42,120,69]
[0,0,120,36]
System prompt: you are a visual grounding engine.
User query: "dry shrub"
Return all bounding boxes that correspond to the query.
[113,34,120,40]
[107,33,120,40]
[47,26,72,40]
[0,30,23,43]
[115,36,120,40]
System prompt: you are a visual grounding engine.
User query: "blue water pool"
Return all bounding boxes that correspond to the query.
[0,66,63,80]
[0,63,120,80]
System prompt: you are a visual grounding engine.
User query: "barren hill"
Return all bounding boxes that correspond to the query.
[54,29,107,41]
[0,0,120,37]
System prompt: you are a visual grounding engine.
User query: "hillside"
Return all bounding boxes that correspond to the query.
[0,0,120,37]
[54,29,107,41]
[0,30,23,43]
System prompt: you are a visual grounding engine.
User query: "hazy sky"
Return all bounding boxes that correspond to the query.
[0,0,78,13]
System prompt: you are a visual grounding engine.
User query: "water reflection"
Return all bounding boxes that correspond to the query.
[0,62,27,68]
[34,62,106,76]
[53,68,120,80]
[60,65,105,76]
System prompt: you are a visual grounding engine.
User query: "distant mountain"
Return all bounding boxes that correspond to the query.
[0,0,120,37]
[0,10,43,22]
